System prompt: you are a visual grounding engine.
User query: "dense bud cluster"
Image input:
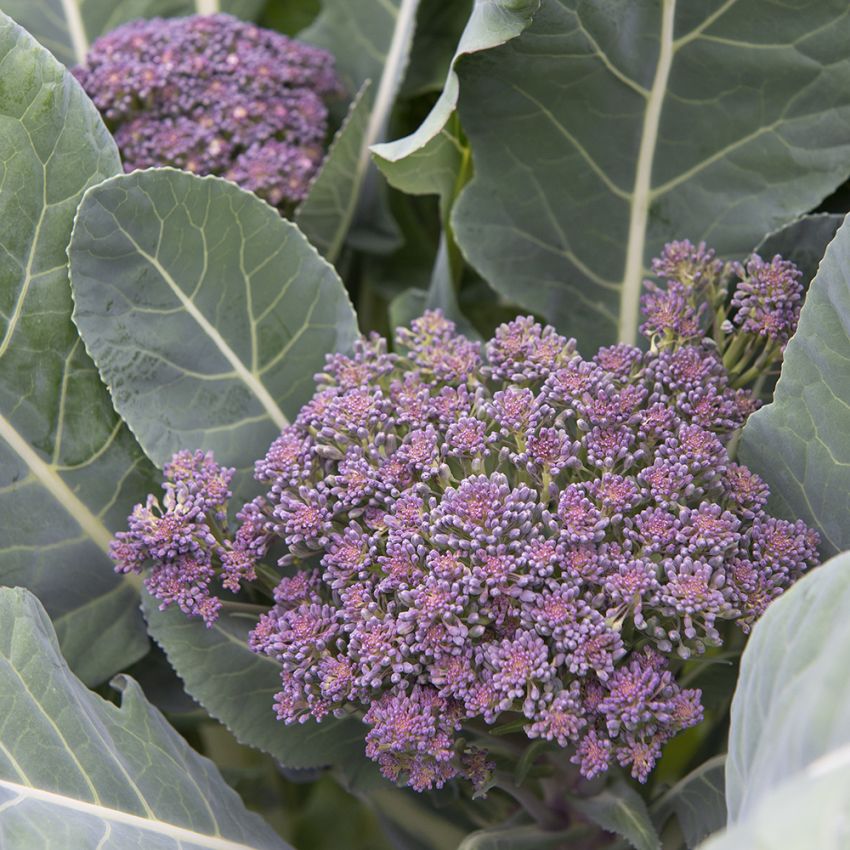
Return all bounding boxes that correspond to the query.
[114,242,818,793]
[73,14,341,213]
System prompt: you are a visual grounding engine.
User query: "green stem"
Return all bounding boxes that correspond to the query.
[492,771,561,830]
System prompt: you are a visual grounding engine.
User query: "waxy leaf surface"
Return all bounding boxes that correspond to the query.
[452,0,850,349]
[652,755,726,848]
[372,0,538,206]
[739,214,850,556]
[69,168,358,473]
[725,551,850,821]
[696,553,850,848]
[0,587,290,850]
[296,81,373,261]
[0,12,153,684]
[302,0,422,255]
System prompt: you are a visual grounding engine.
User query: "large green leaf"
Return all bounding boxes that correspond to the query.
[0,586,290,850]
[570,781,661,850]
[451,0,850,349]
[372,0,538,206]
[698,752,850,850]
[652,755,726,849]
[738,215,850,557]
[0,12,154,685]
[723,551,850,824]
[400,0,472,98]
[698,552,850,848]
[302,0,418,99]
[301,0,421,255]
[295,81,373,261]
[68,168,358,473]
[142,595,374,779]
[0,0,265,67]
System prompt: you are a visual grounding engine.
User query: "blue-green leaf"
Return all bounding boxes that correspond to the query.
[452,0,850,349]
[0,586,290,850]
[652,755,726,849]
[739,214,850,557]
[570,780,661,850]
[0,0,265,67]
[68,168,358,476]
[698,552,850,848]
[372,0,538,206]
[0,11,154,685]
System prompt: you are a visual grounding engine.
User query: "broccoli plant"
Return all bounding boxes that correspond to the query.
[1,3,850,850]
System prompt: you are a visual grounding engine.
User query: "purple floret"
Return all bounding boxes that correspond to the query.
[73,14,341,214]
[113,241,820,792]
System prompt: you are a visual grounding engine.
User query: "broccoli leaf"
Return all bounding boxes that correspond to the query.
[0,586,290,850]
[0,11,155,685]
[698,755,850,850]
[301,0,422,255]
[697,552,850,848]
[739,213,850,556]
[68,168,358,483]
[652,755,726,849]
[296,81,373,261]
[723,550,850,822]
[451,0,850,350]
[457,825,586,849]
[569,781,661,850]
[372,0,539,208]
[754,213,843,293]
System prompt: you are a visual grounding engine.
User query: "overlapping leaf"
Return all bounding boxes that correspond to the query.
[372,0,538,207]
[0,586,290,850]
[570,781,661,850]
[723,551,850,822]
[739,214,850,556]
[457,825,584,849]
[301,0,421,255]
[0,0,265,67]
[754,213,842,292]
[0,12,154,685]
[694,552,850,848]
[296,81,373,261]
[69,168,358,475]
[451,0,850,349]
[142,597,374,779]
[302,0,419,99]
[698,751,850,850]
[652,756,726,849]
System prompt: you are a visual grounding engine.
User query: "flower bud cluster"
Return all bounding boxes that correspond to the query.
[73,14,341,213]
[111,450,255,625]
[641,240,804,386]
[115,243,818,792]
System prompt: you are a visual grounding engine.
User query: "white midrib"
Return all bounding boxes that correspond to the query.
[0,780,264,850]
[618,0,677,345]
[0,412,111,553]
[328,0,420,263]
[123,236,288,430]
[59,0,89,64]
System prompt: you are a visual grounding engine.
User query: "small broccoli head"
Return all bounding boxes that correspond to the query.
[74,14,342,215]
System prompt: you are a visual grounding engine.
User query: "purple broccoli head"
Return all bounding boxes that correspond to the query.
[115,242,818,792]
[73,14,341,214]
